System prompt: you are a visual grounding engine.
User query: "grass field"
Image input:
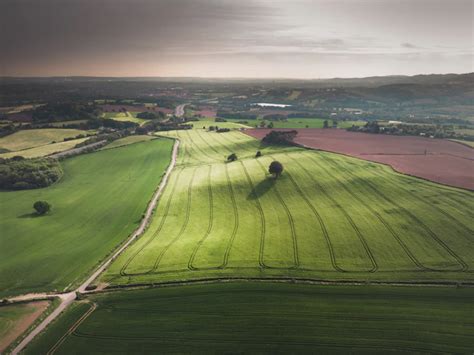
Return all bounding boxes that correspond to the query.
[0,138,88,159]
[100,129,474,288]
[99,135,155,150]
[0,138,174,298]
[451,139,474,148]
[190,119,251,129]
[102,112,149,125]
[0,129,87,152]
[25,283,474,354]
[225,117,366,129]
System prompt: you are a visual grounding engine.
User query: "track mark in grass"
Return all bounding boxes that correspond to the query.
[185,130,220,162]
[305,152,440,271]
[47,302,97,355]
[321,152,469,272]
[187,165,214,271]
[254,158,299,269]
[220,163,240,268]
[120,168,185,276]
[369,168,474,236]
[152,166,198,273]
[285,154,379,272]
[240,161,267,269]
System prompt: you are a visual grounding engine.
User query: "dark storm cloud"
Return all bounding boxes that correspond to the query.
[0,0,472,77]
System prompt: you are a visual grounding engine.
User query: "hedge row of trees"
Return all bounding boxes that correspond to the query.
[0,157,63,190]
[32,102,99,122]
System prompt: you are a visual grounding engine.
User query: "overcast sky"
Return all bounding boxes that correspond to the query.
[1,0,472,78]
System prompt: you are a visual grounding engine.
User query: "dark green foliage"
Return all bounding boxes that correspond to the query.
[33,201,51,215]
[262,130,297,145]
[216,128,230,133]
[269,160,283,177]
[323,120,329,128]
[136,111,165,120]
[263,114,288,121]
[255,151,262,158]
[33,102,99,122]
[0,158,63,190]
[216,111,258,120]
[215,117,227,122]
[227,153,238,162]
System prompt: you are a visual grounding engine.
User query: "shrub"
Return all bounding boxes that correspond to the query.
[255,151,262,158]
[269,161,283,178]
[33,200,51,215]
[227,153,238,162]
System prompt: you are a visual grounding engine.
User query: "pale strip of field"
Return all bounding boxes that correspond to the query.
[0,301,50,353]
[100,135,156,150]
[0,129,87,152]
[0,138,88,159]
[450,139,474,148]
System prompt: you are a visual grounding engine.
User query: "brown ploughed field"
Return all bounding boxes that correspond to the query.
[246,128,474,190]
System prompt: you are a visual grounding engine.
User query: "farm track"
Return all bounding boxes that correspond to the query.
[320,153,469,272]
[151,167,197,273]
[286,154,379,273]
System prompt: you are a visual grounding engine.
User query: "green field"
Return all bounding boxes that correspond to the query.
[0,138,174,298]
[25,283,474,354]
[225,117,365,129]
[102,112,149,125]
[99,135,155,150]
[190,119,250,129]
[0,129,87,152]
[0,138,88,159]
[451,139,474,148]
[100,129,474,288]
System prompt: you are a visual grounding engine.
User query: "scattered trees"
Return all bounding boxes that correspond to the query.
[269,161,283,178]
[227,153,238,162]
[0,158,63,190]
[33,201,51,215]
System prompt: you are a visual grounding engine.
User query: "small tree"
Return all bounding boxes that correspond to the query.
[227,153,238,162]
[323,120,329,129]
[267,122,274,128]
[269,161,283,178]
[255,151,262,158]
[33,201,51,215]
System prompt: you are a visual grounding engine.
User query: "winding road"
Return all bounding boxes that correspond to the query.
[10,138,180,354]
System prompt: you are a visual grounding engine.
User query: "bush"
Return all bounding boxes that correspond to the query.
[33,200,51,215]
[255,151,262,158]
[227,153,238,162]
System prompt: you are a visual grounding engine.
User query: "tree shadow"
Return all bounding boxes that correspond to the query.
[247,177,276,200]
[18,213,47,219]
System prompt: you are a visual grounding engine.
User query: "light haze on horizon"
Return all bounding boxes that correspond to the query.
[1,0,472,78]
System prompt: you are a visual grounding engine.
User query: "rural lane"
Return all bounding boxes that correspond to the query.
[10,138,180,354]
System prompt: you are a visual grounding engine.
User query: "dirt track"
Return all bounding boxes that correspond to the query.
[246,128,474,190]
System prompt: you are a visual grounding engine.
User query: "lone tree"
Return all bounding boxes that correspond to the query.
[255,151,262,158]
[269,161,283,178]
[227,153,238,162]
[33,201,51,215]
[323,120,329,128]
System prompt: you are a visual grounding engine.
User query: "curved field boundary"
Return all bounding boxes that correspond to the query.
[120,168,185,276]
[47,302,97,355]
[367,167,474,235]
[188,165,214,271]
[320,153,468,272]
[254,159,299,269]
[151,166,198,273]
[287,155,375,273]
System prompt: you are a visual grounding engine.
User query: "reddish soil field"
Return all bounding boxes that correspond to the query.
[246,128,474,190]
[99,104,173,115]
[195,107,217,118]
